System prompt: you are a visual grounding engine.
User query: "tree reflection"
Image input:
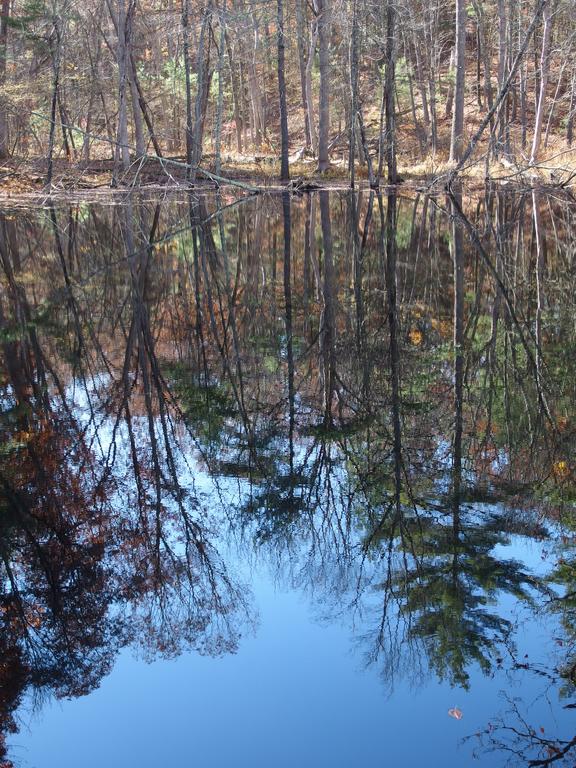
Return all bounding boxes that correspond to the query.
[0,203,251,765]
[1,186,576,765]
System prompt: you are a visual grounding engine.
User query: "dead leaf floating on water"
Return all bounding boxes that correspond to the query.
[448,707,463,720]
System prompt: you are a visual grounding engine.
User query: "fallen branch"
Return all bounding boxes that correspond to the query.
[28,110,262,193]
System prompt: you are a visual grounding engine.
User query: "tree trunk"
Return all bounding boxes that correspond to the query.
[348,0,359,185]
[83,34,103,161]
[114,0,131,178]
[448,0,548,183]
[46,19,62,187]
[57,90,72,159]
[475,23,482,107]
[130,51,163,156]
[530,0,554,163]
[429,59,438,153]
[305,19,318,154]
[496,0,507,153]
[0,0,10,158]
[448,184,464,512]
[384,0,397,182]
[317,0,330,171]
[319,190,335,422]
[182,0,194,171]
[567,69,575,146]
[214,16,225,175]
[129,57,146,157]
[225,31,243,153]
[412,35,430,128]
[277,0,289,180]
[544,58,567,148]
[240,0,265,149]
[449,0,466,161]
[472,0,493,121]
[296,0,311,149]
[192,8,211,173]
[382,190,402,513]
[445,47,455,118]
[520,57,527,148]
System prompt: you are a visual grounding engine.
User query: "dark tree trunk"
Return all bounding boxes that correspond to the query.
[384,0,397,182]
[317,0,330,171]
[114,0,131,179]
[182,0,194,172]
[0,0,10,158]
[277,0,289,180]
[348,0,359,186]
[46,19,62,187]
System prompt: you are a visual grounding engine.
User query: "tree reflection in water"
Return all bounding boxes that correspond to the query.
[1,187,576,765]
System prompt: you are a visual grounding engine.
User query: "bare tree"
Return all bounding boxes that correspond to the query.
[530,0,555,163]
[449,0,467,161]
[317,0,330,171]
[0,0,9,158]
[113,0,132,178]
[277,0,289,180]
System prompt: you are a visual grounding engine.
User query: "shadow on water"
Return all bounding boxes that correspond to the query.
[1,187,576,765]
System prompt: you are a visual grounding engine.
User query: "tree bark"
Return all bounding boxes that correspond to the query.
[46,18,62,187]
[277,0,289,180]
[384,0,397,182]
[305,18,318,154]
[0,0,10,158]
[317,0,331,171]
[296,0,311,150]
[130,51,163,157]
[567,69,575,146]
[530,0,554,163]
[225,31,243,153]
[129,56,146,157]
[114,0,131,178]
[348,0,359,185]
[494,0,507,153]
[214,16,225,175]
[192,7,211,172]
[182,0,194,171]
[449,0,466,161]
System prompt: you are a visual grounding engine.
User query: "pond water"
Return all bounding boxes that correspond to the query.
[1,187,575,767]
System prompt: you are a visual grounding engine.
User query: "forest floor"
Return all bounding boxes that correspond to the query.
[1,148,575,202]
[2,93,576,199]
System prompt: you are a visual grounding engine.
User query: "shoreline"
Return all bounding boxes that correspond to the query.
[1,153,575,204]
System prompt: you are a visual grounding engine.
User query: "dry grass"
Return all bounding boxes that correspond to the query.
[3,117,576,200]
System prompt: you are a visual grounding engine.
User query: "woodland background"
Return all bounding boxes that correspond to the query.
[0,0,573,184]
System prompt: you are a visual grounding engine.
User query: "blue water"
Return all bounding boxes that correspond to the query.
[9,533,569,768]
[3,190,576,768]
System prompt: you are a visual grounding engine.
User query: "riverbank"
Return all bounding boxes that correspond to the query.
[1,147,575,201]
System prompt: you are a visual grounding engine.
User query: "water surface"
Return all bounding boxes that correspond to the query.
[1,187,575,767]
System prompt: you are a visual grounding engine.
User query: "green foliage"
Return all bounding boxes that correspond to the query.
[160,59,192,100]
[164,362,237,446]
[394,206,414,249]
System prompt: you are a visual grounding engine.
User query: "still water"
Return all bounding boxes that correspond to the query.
[0,187,575,767]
